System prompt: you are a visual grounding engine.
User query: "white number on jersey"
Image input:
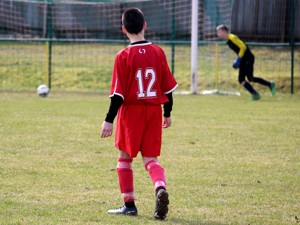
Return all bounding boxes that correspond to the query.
[136,68,157,98]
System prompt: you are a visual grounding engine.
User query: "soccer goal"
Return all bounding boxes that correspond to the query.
[190,0,240,96]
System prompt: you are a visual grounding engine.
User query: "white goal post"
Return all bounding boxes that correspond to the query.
[190,0,240,96]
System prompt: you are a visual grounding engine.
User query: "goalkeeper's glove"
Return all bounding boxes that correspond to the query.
[232,57,242,69]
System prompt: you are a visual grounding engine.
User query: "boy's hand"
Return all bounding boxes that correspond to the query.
[163,117,172,128]
[232,57,241,69]
[100,121,113,138]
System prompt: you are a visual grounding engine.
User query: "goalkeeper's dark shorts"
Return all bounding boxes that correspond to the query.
[238,55,255,83]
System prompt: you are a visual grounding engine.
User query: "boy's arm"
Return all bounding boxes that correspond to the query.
[105,95,124,123]
[228,34,247,58]
[163,92,173,118]
[228,34,247,69]
[100,95,124,138]
[163,92,173,128]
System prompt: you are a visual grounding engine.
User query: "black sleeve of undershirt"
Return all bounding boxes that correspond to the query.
[104,95,124,123]
[163,92,173,118]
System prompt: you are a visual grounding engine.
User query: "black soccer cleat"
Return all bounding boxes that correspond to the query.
[107,205,138,216]
[154,189,169,220]
[251,93,261,101]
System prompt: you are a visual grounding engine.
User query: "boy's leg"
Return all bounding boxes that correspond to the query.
[239,67,260,100]
[251,77,276,95]
[107,151,137,216]
[144,158,166,190]
[240,80,259,95]
[244,61,276,95]
[143,157,169,220]
[251,77,270,86]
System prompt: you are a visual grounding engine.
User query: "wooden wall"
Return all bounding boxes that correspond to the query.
[231,0,300,42]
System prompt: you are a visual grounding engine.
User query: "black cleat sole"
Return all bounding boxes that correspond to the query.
[154,190,169,220]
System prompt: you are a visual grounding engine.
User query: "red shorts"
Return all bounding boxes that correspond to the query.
[115,104,162,158]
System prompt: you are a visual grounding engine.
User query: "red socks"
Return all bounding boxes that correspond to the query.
[117,158,166,203]
[117,158,134,202]
[145,160,167,190]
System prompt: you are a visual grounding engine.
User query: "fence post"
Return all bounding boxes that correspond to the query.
[46,0,53,90]
[171,0,175,75]
[191,0,198,94]
[290,0,295,95]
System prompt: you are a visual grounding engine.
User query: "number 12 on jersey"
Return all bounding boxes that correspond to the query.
[136,68,157,98]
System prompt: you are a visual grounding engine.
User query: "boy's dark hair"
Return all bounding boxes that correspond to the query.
[122,8,145,34]
[216,24,229,32]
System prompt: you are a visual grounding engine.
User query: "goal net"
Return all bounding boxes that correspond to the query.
[0,0,298,94]
[195,0,241,96]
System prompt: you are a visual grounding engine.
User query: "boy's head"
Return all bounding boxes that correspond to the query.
[216,24,229,40]
[122,8,145,35]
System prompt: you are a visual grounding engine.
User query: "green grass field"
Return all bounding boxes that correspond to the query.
[0,92,299,225]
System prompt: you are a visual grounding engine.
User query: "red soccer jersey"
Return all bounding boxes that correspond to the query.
[110,42,177,104]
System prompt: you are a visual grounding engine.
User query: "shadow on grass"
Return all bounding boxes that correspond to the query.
[139,214,227,225]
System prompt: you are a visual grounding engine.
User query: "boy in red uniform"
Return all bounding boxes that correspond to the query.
[100,8,177,220]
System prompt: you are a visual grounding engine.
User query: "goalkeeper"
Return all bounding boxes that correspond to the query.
[216,24,276,100]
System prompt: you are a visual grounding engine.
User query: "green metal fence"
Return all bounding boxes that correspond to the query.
[0,0,299,94]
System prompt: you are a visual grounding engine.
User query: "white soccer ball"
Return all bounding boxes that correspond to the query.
[37,84,50,97]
